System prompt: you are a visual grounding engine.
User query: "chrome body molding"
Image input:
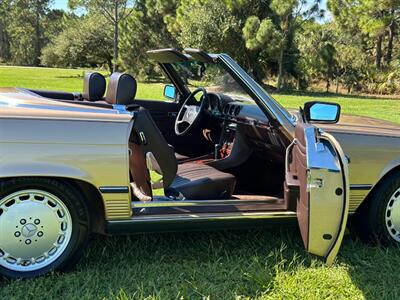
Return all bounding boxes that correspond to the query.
[350,184,373,191]
[99,186,130,194]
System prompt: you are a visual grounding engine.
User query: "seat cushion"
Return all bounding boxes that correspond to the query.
[165,163,236,200]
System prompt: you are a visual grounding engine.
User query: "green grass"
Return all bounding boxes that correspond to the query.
[273,94,400,124]
[1,66,399,124]
[1,66,400,299]
[0,66,167,101]
[2,230,400,299]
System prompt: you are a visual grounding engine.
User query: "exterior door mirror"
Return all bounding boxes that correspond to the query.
[303,101,341,124]
[163,84,176,100]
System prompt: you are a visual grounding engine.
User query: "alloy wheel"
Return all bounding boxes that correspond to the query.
[0,189,73,272]
[385,187,400,242]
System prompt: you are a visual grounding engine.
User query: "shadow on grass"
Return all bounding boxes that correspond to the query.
[1,227,400,299]
[338,231,400,299]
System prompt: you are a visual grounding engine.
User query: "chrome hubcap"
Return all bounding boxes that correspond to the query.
[385,187,400,242]
[0,190,72,272]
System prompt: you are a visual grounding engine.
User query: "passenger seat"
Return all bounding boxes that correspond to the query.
[104,73,236,200]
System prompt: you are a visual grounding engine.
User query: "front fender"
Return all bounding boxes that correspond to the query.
[0,161,93,182]
[380,156,400,179]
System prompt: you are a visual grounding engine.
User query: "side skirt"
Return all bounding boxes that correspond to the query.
[106,211,297,235]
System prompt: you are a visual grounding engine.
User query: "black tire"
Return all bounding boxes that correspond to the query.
[353,171,400,246]
[0,177,90,279]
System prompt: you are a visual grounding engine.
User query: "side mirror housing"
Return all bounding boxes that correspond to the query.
[163,84,176,100]
[303,101,341,124]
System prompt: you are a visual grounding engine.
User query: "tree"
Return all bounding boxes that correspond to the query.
[168,0,239,53]
[0,0,11,62]
[242,0,324,90]
[41,13,114,71]
[68,0,135,72]
[6,0,53,65]
[297,22,338,92]
[329,0,400,69]
[118,0,178,78]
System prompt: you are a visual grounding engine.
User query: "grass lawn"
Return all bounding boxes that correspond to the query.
[1,65,399,124]
[1,66,400,299]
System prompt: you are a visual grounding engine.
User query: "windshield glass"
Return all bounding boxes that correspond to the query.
[171,61,254,103]
[171,58,295,125]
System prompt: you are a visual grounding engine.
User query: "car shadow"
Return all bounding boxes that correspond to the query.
[1,227,400,299]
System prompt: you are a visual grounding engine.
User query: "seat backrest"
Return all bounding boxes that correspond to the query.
[106,72,137,105]
[82,72,106,101]
[132,107,177,189]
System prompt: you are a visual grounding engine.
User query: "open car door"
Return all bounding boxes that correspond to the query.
[286,121,349,265]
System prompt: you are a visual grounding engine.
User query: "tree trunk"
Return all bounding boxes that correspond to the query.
[385,21,395,65]
[107,57,113,74]
[375,34,383,69]
[277,48,284,91]
[113,2,119,72]
[34,2,41,66]
[335,76,339,94]
[0,23,9,61]
[326,78,330,93]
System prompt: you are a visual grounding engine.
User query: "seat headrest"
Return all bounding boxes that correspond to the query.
[106,72,137,105]
[82,72,106,101]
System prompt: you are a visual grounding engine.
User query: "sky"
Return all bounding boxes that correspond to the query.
[51,0,331,22]
[52,0,68,10]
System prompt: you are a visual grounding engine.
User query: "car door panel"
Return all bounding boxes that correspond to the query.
[286,121,349,265]
[134,99,179,142]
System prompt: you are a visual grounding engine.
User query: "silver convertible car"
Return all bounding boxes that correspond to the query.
[0,49,399,279]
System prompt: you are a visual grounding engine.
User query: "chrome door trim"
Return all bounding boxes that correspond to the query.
[131,198,283,208]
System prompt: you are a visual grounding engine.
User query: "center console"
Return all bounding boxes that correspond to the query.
[214,122,236,160]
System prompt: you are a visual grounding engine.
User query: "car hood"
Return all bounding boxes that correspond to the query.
[320,114,400,137]
[0,88,132,122]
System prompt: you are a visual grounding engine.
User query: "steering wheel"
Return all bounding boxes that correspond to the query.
[175,87,209,136]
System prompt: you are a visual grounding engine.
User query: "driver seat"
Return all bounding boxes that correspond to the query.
[133,108,236,200]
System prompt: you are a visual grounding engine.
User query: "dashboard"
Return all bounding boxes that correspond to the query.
[205,93,270,127]
[203,92,287,162]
